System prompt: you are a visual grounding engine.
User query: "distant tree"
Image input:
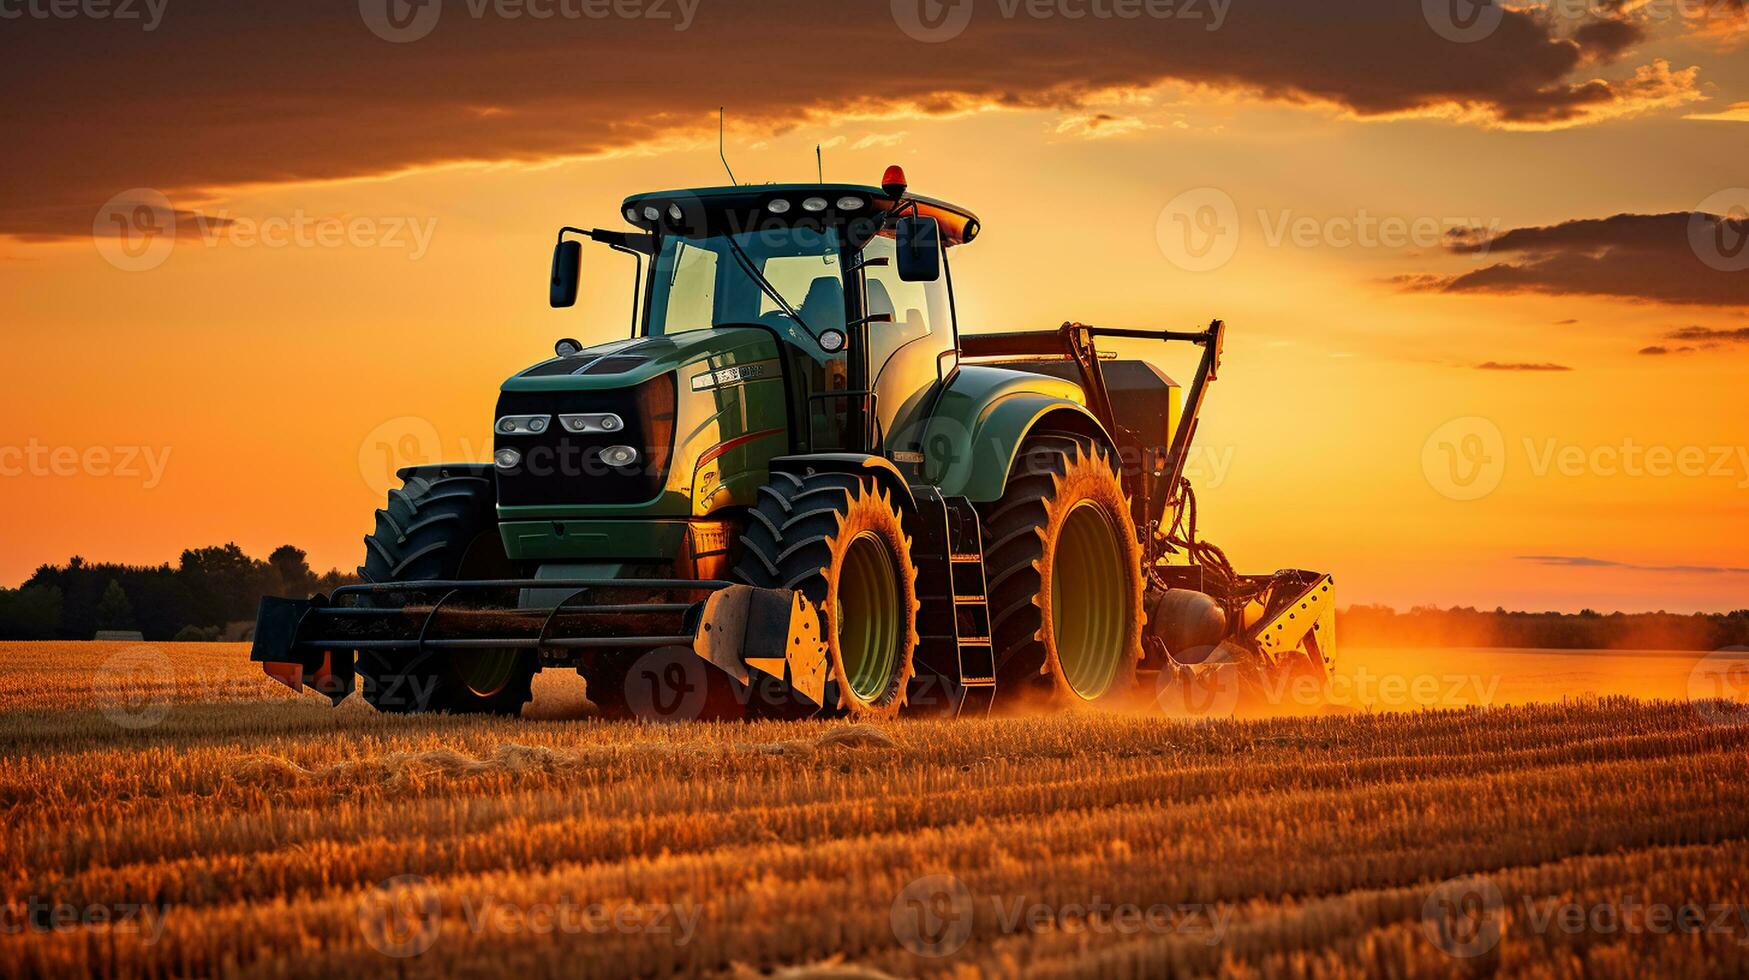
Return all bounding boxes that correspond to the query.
[3,543,357,640]
[268,545,319,598]
[95,579,135,631]
[177,543,273,629]
[0,584,63,639]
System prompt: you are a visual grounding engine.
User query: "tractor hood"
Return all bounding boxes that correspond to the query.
[492,323,789,520]
[502,326,777,393]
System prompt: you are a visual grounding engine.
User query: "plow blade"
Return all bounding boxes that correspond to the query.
[251,578,829,713]
[1245,571,1335,671]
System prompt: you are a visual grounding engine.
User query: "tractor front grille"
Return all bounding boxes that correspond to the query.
[494,373,677,507]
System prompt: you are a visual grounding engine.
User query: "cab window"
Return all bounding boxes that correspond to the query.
[860,235,950,372]
[656,241,718,334]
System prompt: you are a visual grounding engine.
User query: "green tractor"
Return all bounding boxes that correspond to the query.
[252,166,1335,719]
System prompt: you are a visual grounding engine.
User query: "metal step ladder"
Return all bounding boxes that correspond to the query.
[910,487,997,716]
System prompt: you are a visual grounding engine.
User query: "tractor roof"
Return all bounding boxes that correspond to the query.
[620,183,982,246]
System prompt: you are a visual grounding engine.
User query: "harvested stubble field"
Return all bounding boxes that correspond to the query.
[3,641,1748,979]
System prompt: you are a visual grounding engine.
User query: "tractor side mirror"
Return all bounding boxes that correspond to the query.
[895,216,941,282]
[549,239,582,308]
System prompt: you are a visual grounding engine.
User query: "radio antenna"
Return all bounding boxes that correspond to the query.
[816,144,823,182]
[718,107,738,186]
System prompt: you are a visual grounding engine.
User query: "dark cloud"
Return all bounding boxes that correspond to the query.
[1519,555,1749,575]
[1572,17,1644,61]
[1635,325,1749,356]
[1668,326,1749,342]
[1406,213,1749,307]
[1476,361,1573,371]
[0,0,1713,239]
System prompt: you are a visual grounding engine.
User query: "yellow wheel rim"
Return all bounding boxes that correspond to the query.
[836,531,901,703]
[1050,500,1127,700]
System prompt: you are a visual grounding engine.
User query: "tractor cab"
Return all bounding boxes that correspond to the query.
[551,169,980,454]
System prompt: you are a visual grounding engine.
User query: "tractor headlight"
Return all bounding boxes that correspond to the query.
[600,445,639,468]
[801,197,828,212]
[767,199,792,214]
[496,414,551,435]
[559,412,624,434]
[835,196,865,211]
[494,448,522,470]
[642,206,661,222]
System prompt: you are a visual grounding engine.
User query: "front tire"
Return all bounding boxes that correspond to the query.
[735,471,918,717]
[979,435,1144,710]
[355,472,536,716]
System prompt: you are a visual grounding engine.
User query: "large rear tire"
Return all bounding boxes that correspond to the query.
[735,471,918,717]
[979,435,1144,710]
[356,472,536,716]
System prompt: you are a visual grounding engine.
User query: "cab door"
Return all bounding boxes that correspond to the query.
[861,234,955,458]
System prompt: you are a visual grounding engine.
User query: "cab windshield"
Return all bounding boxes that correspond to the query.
[645,226,846,345]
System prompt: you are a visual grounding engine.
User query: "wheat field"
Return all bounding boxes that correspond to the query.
[3,641,1748,978]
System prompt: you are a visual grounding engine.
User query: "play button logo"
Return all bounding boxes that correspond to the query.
[360,0,442,43]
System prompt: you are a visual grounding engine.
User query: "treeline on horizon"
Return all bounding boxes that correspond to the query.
[1339,604,1749,652]
[2,548,1746,650]
[0,545,357,642]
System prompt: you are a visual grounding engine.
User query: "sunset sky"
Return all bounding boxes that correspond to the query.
[2,0,1746,613]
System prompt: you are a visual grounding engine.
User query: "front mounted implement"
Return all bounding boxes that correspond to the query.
[252,578,828,715]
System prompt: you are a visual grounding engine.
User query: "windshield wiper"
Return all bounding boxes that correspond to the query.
[721,233,814,336]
